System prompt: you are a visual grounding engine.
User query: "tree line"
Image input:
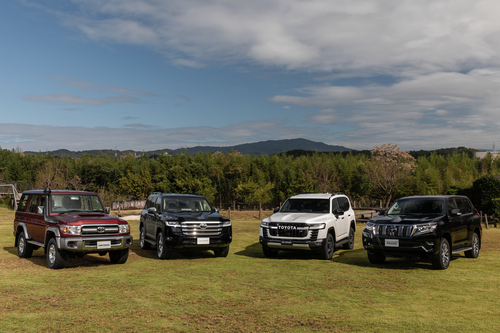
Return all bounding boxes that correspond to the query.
[1,145,500,212]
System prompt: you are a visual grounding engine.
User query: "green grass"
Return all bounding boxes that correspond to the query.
[1,207,500,332]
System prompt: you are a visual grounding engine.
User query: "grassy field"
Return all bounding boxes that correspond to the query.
[1,207,500,332]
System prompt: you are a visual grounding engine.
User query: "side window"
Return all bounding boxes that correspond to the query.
[447,198,458,215]
[464,199,474,214]
[37,196,45,215]
[331,198,340,212]
[457,198,473,214]
[146,196,155,209]
[17,194,29,212]
[27,195,40,214]
[339,197,350,211]
[155,196,162,212]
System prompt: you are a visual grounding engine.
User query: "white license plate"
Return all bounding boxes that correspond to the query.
[97,241,111,249]
[197,238,210,245]
[385,239,399,247]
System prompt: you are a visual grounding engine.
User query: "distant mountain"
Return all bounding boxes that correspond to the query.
[169,138,353,156]
[25,138,352,158]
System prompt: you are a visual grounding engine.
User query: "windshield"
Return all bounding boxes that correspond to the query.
[163,197,212,213]
[280,199,329,213]
[51,194,104,213]
[387,198,444,216]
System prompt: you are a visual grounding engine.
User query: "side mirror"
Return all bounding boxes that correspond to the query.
[335,209,344,216]
[378,209,386,216]
[273,207,280,213]
[213,207,220,213]
[451,208,462,216]
[148,207,157,214]
[105,207,110,214]
[37,206,44,214]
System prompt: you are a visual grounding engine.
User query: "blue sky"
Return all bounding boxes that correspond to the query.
[2,0,500,152]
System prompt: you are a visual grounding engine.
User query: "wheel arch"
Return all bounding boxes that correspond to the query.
[44,227,60,249]
[15,223,29,247]
[327,226,336,238]
[442,232,452,248]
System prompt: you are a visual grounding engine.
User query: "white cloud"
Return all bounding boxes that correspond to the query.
[23,93,144,105]
[43,0,500,74]
[53,76,159,96]
[0,121,330,151]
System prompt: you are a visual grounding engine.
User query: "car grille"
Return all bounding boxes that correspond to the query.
[81,225,120,235]
[375,224,415,237]
[84,239,123,247]
[269,223,309,238]
[181,221,222,236]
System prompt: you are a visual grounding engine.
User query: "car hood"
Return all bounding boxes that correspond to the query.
[163,212,229,222]
[368,214,444,224]
[55,212,126,224]
[266,212,329,223]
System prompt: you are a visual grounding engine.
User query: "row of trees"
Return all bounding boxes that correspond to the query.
[1,144,500,212]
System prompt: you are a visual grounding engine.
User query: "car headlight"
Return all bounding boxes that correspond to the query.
[308,223,325,230]
[260,221,269,228]
[223,220,231,227]
[60,225,82,235]
[364,222,377,234]
[166,220,181,227]
[119,224,130,234]
[412,222,437,236]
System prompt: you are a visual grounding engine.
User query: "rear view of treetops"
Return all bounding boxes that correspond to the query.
[1,144,498,212]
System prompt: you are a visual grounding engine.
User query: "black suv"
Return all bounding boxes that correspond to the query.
[139,193,232,259]
[362,195,481,269]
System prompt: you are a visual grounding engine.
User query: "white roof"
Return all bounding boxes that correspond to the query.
[290,193,343,199]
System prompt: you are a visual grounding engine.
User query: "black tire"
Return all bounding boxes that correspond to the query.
[320,233,335,260]
[47,238,67,269]
[140,226,151,250]
[343,227,355,250]
[109,248,129,264]
[465,232,480,258]
[262,244,279,258]
[17,231,34,258]
[367,251,386,264]
[156,232,171,259]
[433,238,450,270]
[214,245,230,257]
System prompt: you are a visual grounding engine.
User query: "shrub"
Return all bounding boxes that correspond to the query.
[471,175,500,214]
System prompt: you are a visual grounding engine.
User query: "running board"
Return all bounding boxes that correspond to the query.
[452,247,472,254]
[27,240,44,247]
[335,238,349,247]
[145,238,156,246]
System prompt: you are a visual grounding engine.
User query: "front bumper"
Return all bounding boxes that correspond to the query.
[362,229,439,258]
[58,235,133,252]
[165,231,232,251]
[260,235,326,251]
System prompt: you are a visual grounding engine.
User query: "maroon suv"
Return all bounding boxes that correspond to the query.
[14,188,133,269]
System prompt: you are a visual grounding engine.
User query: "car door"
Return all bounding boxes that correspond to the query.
[144,195,156,238]
[331,198,347,240]
[25,194,46,243]
[452,197,469,245]
[153,196,163,237]
[458,198,476,244]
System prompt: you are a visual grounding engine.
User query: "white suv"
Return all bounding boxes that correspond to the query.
[259,193,356,260]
